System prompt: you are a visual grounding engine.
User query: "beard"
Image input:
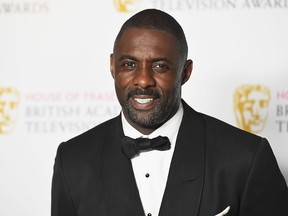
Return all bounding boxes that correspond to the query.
[125,102,166,129]
[123,88,176,129]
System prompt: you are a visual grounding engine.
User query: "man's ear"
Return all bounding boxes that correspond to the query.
[181,59,193,85]
[110,53,115,79]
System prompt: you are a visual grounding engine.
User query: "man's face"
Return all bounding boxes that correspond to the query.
[241,91,269,133]
[110,28,192,134]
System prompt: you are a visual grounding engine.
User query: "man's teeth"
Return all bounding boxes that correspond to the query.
[134,98,153,104]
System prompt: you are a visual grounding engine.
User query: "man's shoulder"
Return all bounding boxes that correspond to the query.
[59,115,121,153]
[184,104,274,171]
[201,112,262,146]
[182,101,264,151]
[197,111,271,167]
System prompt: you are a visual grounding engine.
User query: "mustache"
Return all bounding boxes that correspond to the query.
[127,88,160,99]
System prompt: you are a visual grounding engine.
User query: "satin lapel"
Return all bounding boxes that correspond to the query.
[101,116,145,216]
[159,101,206,216]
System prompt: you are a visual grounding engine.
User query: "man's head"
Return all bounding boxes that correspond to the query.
[234,85,270,133]
[113,9,189,65]
[110,9,192,134]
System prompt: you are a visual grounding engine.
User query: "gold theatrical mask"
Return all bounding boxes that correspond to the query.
[114,0,141,12]
[234,85,270,134]
[0,87,20,134]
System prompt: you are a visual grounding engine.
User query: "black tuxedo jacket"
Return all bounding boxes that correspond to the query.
[52,101,288,216]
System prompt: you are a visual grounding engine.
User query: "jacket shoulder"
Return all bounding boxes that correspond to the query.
[57,115,121,158]
[202,112,262,145]
[182,100,263,149]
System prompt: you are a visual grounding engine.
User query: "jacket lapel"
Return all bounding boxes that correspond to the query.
[159,101,206,216]
[101,116,145,216]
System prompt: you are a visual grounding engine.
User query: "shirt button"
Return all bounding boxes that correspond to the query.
[145,173,150,178]
[147,213,152,216]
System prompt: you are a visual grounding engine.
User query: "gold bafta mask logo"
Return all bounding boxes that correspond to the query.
[0,87,20,134]
[114,0,141,12]
[234,84,270,134]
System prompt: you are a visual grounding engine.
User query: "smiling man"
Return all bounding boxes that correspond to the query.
[111,26,191,135]
[51,9,288,216]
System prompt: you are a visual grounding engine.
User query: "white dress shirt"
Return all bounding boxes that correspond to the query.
[121,103,184,216]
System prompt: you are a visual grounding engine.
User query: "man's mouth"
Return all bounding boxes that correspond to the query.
[134,98,154,104]
[130,95,158,111]
[127,89,160,110]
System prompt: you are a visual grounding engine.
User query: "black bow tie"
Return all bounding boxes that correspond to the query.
[121,135,171,159]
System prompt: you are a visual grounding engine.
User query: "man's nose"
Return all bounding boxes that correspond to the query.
[132,66,156,89]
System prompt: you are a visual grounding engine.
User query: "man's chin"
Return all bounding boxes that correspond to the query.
[126,110,163,128]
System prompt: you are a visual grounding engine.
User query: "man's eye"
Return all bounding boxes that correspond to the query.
[153,63,169,71]
[122,62,136,68]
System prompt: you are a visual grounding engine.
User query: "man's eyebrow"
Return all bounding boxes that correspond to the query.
[152,58,172,64]
[117,56,173,64]
[118,55,137,61]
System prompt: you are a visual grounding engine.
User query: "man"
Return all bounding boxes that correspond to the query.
[51,9,288,216]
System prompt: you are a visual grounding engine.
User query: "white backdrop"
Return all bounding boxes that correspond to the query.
[1,0,288,215]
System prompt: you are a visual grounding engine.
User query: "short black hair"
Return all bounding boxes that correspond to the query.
[113,9,188,62]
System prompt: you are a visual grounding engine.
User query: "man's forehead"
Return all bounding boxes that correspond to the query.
[115,28,180,57]
[119,27,175,41]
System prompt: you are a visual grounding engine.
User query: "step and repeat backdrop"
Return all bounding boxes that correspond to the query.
[1,0,288,215]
